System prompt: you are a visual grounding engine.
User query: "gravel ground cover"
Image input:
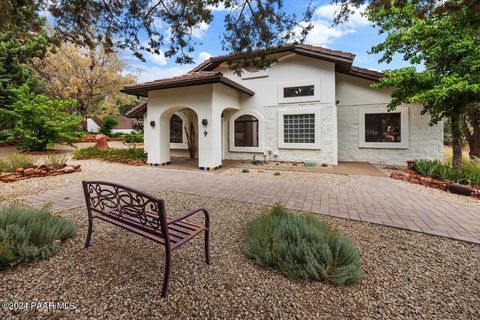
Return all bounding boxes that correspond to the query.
[0,159,130,200]
[0,143,135,200]
[220,167,350,185]
[372,164,480,207]
[1,191,479,319]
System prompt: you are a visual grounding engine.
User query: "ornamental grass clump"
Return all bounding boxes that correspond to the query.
[245,204,361,285]
[0,205,76,268]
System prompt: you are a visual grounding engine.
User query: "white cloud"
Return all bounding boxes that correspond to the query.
[197,51,212,63]
[129,51,213,83]
[191,22,209,39]
[147,51,168,66]
[295,4,370,47]
[208,3,227,11]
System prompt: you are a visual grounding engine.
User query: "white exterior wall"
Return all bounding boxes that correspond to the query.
[336,73,443,165]
[145,84,240,168]
[86,118,101,133]
[219,54,338,164]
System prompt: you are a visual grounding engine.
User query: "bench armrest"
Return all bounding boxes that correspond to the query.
[168,208,210,228]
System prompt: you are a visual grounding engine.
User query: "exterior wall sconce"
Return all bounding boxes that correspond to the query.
[202,119,208,126]
[150,121,155,127]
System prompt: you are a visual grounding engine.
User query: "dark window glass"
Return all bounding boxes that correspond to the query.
[170,114,183,143]
[283,85,314,98]
[283,114,315,143]
[234,115,259,147]
[365,113,401,142]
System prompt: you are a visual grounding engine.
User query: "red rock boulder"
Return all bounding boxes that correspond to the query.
[391,171,410,181]
[95,134,109,150]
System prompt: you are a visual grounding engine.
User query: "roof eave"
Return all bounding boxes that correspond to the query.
[121,76,254,97]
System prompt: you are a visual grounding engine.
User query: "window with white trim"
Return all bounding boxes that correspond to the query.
[359,106,409,149]
[277,80,321,103]
[234,115,259,147]
[283,85,315,98]
[283,114,315,143]
[170,114,183,143]
[278,108,321,149]
[365,113,401,143]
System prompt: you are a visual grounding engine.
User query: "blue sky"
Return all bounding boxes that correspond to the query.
[44,1,414,83]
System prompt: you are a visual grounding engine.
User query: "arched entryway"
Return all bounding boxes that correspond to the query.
[157,107,199,167]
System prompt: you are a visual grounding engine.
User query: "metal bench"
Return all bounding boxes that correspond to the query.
[82,181,210,298]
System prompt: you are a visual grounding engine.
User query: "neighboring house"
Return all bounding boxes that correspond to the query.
[87,116,138,134]
[122,43,443,169]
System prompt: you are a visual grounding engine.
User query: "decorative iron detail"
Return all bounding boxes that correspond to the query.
[84,182,164,230]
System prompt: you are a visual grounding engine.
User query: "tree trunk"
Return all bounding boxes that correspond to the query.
[184,122,196,160]
[462,106,480,159]
[451,116,463,172]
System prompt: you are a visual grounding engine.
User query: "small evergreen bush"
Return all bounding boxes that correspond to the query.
[73,146,146,164]
[99,116,119,136]
[0,205,76,268]
[245,204,361,285]
[124,132,144,143]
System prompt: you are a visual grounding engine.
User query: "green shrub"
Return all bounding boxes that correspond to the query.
[44,154,68,168]
[241,169,249,173]
[245,204,361,285]
[73,146,146,164]
[0,85,82,151]
[0,153,35,173]
[274,171,281,176]
[0,205,76,268]
[413,159,480,185]
[124,132,144,143]
[99,116,119,136]
[461,159,480,185]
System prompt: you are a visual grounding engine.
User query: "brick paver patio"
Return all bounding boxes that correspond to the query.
[20,166,480,243]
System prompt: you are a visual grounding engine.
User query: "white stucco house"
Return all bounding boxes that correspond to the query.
[122,44,443,170]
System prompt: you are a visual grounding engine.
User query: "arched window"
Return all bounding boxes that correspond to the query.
[234,115,259,147]
[170,114,183,143]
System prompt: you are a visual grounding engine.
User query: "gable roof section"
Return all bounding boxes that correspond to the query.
[120,71,255,97]
[191,43,382,81]
[126,101,147,118]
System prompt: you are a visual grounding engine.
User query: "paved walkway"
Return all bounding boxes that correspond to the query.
[20,167,480,244]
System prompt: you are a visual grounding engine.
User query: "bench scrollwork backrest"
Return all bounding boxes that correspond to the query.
[82,181,170,243]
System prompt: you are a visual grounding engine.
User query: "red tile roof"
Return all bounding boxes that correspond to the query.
[121,71,255,97]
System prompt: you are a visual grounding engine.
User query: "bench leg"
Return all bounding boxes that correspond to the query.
[205,229,210,265]
[161,251,171,298]
[84,218,93,248]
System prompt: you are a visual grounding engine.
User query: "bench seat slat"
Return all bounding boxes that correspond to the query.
[92,209,205,250]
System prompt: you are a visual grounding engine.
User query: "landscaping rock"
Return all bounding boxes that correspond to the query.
[391,171,410,181]
[95,134,109,149]
[447,183,473,196]
[16,167,24,174]
[1,175,17,183]
[409,176,421,184]
[64,166,75,173]
[23,168,34,176]
[420,176,432,186]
